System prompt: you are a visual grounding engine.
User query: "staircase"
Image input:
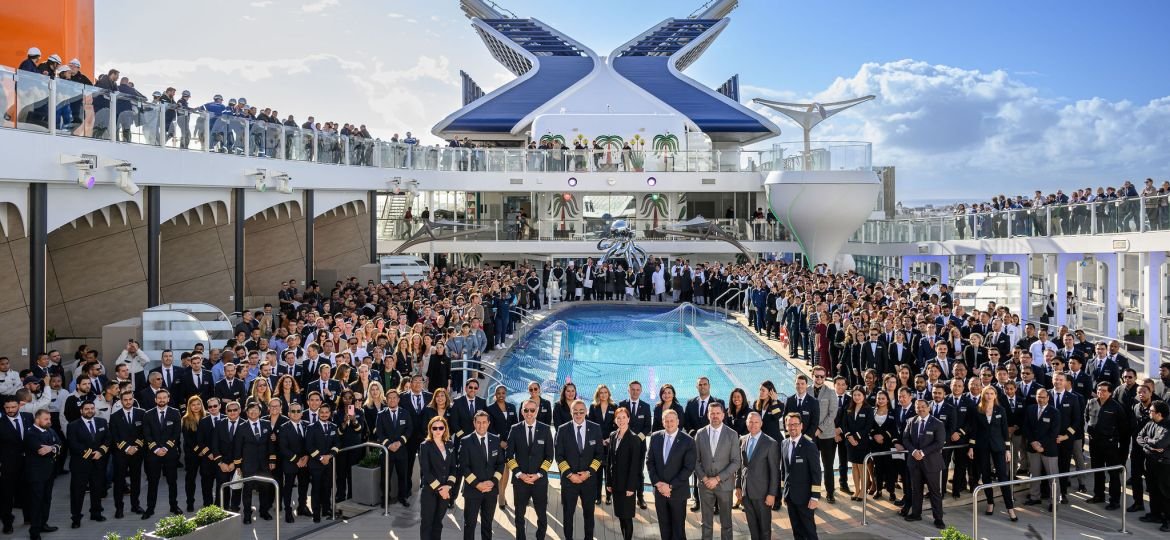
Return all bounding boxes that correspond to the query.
[379,194,412,240]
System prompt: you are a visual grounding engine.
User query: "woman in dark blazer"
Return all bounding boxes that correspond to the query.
[968,386,1017,521]
[606,406,645,540]
[485,384,517,509]
[652,384,685,432]
[553,382,579,428]
[726,388,751,435]
[753,381,785,443]
[588,384,617,505]
[868,390,898,500]
[841,387,875,500]
[419,416,457,539]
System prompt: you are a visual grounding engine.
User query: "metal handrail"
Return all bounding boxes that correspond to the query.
[860,442,1011,525]
[971,464,1127,540]
[451,359,508,394]
[331,442,391,516]
[714,288,744,320]
[219,475,281,540]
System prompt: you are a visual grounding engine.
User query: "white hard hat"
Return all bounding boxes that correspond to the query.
[28,47,41,57]
[68,58,81,68]
[48,54,62,63]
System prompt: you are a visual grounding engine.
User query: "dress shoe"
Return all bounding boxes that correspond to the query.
[41,525,58,533]
[186,502,195,512]
[1076,485,1087,493]
[840,485,852,495]
[71,521,81,529]
[297,506,312,517]
[933,519,946,528]
[92,515,106,522]
[1023,498,1041,506]
[4,524,14,534]
[1160,522,1170,532]
[312,517,321,523]
[1085,496,1105,504]
[401,500,411,508]
[170,507,183,515]
[1059,495,1069,504]
[114,510,124,519]
[28,535,38,540]
[638,501,647,510]
[827,494,836,504]
[259,513,273,521]
[606,496,612,505]
[1104,503,1120,511]
[131,506,145,514]
[903,515,921,522]
[285,513,295,523]
[1126,503,1144,512]
[1139,514,1161,523]
[141,511,153,520]
[690,503,700,512]
[243,516,252,525]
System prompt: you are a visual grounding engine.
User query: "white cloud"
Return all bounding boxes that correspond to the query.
[302,0,339,13]
[387,12,404,18]
[249,1,273,7]
[749,59,1170,199]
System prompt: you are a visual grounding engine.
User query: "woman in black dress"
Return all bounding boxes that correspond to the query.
[485,384,516,510]
[968,386,1016,521]
[841,387,874,500]
[553,382,579,427]
[335,390,368,502]
[180,395,206,511]
[652,384,684,432]
[588,384,617,505]
[753,381,785,443]
[606,406,645,540]
[419,416,457,539]
[425,342,450,393]
[726,387,751,435]
[868,390,897,500]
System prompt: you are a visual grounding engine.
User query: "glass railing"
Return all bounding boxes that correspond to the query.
[759,141,873,172]
[852,195,1170,243]
[377,217,792,243]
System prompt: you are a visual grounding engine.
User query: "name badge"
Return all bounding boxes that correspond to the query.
[800,411,809,416]
[536,439,545,445]
[491,450,498,456]
[1042,418,1051,423]
[959,407,968,412]
[795,457,804,463]
[399,420,407,425]
[98,427,106,432]
[134,421,142,426]
[858,414,866,418]
[995,414,1002,419]
[925,431,934,435]
[939,415,948,420]
[638,414,646,419]
[166,421,173,426]
[588,440,596,446]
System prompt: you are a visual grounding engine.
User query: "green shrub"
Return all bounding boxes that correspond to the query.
[191,505,229,527]
[939,525,973,540]
[153,515,197,538]
[105,530,145,540]
[358,449,384,468]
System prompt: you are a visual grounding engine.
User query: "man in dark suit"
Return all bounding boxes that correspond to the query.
[24,410,61,540]
[403,375,432,500]
[780,412,822,540]
[452,380,488,442]
[460,411,504,540]
[554,400,603,540]
[109,391,146,518]
[276,404,310,522]
[888,332,915,375]
[212,400,245,511]
[647,409,695,540]
[862,329,887,375]
[142,388,182,519]
[375,389,413,507]
[67,401,110,527]
[135,372,165,410]
[1051,373,1086,500]
[683,377,723,511]
[0,398,33,533]
[179,357,214,408]
[1023,388,1060,506]
[620,380,652,509]
[213,363,247,404]
[150,350,186,396]
[1066,356,1094,402]
[239,402,275,523]
[985,322,1012,359]
[302,363,341,407]
[506,399,553,540]
[305,404,339,523]
[785,375,820,438]
[298,345,329,390]
[902,399,946,529]
[735,412,778,540]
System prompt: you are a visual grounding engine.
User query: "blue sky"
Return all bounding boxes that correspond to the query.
[94,0,1170,199]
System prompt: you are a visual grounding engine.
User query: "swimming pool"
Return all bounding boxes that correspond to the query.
[498,304,799,404]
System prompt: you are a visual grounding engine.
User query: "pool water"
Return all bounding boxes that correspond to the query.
[499,304,799,404]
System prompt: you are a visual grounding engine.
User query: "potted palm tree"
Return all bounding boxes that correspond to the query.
[140,505,239,540]
[351,449,386,506]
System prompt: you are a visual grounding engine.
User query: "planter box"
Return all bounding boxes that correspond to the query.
[351,465,384,506]
[143,511,240,540]
[1124,332,1144,352]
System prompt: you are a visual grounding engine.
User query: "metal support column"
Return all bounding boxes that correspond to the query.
[936,255,950,285]
[233,187,245,314]
[1054,253,1078,326]
[1098,252,1119,337]
[367,190,377,264]
[305,190,315,283]
[1143,252,1165,373]
[146,186,161,307]
[28,183,48,360]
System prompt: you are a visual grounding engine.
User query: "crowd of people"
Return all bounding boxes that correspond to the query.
[10,46,418,166]
[2,257,1170,539]
[938,179,1170,237]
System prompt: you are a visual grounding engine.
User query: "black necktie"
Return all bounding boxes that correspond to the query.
[528,425,533,446]
[88,420,95,435]
[159,410,165,425]
[391,410,397,426]
[12,416,21,440]
[229,421,236,437]
[700,400,707,418]
[482,436,488,458]
[296,423,302,438]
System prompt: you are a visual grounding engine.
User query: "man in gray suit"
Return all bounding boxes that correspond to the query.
[695,402,741,540]
[736,412,779,540]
